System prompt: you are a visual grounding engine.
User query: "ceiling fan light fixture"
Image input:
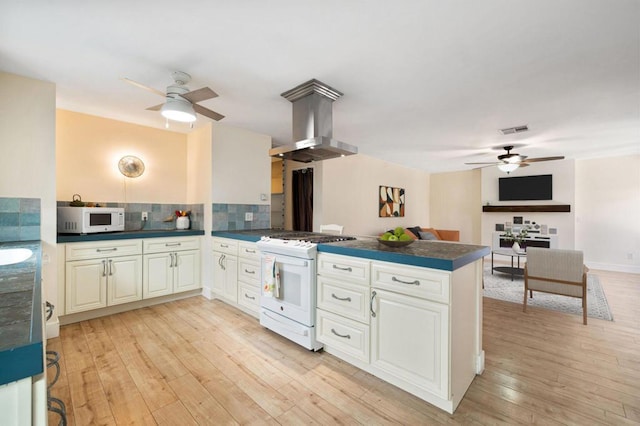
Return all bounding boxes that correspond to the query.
[161,98,196,123]
[498,163,519,173]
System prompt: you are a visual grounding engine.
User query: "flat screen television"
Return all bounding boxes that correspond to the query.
[499,174,552,201]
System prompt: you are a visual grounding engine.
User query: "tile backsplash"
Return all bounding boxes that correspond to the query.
[56,201,204,231]
[0,197,41,242]
[212,203,270,231]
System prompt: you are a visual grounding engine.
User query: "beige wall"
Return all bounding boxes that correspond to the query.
[575,155,640,273]
[283,154,430,236]
[56,110,188,203]
[430,169,481,243]
[0,71,57,328]
[211,123,272,205]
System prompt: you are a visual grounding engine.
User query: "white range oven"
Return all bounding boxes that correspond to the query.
[256,232,356,351]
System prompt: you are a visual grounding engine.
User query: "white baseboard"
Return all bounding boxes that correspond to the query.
[46,319,60,339]
[201,286,213,300]
[586,262,640,274]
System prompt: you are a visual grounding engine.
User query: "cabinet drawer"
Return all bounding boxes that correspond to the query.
[317,309,370,363]
[237,282,260,313]
[317,253,370,285]
[238,258,260,284]
[372,261,450,304]
[238,242,260,260]
[143,237,200,254]
[212,238,238,255]
[66,239,142,261]
[317,276,370,323]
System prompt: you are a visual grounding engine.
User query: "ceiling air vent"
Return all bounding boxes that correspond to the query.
[499,125,529,135]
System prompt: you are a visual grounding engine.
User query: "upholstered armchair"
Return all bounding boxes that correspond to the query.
[524,247,589,324]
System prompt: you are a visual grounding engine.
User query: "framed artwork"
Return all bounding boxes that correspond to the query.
[379,185,405,217]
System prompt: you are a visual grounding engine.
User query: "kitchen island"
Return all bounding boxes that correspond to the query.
[213,231,488,413]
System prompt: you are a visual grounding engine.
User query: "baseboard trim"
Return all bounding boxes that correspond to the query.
[201,286,213,300]
[46,318,60,339]
[586,262,640,274]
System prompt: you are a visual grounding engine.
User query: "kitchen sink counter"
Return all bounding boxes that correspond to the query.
[0,240,43,386]
[213,231,489,271]
[58,228,205,243]
[319,238,489,271]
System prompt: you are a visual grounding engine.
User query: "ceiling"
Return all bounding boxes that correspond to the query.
[1,1,638,173]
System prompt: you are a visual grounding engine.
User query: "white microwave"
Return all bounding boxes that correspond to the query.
[57,207,125,234]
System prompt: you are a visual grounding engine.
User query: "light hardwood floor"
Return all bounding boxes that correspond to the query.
[47,269,640,425]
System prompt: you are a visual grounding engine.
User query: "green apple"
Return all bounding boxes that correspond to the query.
[388,235,399,241]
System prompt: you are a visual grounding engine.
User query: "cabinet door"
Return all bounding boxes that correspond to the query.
[66,259,107,314]
[107,255,143,306]
[371,288,449,399]
[212,252,238,302]
[174,250,201,293]
[143,252,173,298]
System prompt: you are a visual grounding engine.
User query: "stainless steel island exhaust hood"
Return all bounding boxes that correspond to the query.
[269,79,357,163]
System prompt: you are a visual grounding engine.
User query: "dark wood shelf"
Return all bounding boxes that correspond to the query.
[482,205,571,213]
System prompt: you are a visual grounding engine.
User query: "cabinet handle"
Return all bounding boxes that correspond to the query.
[370,290,377,317]
[331,328,351,339]
[244,269,256,274]
[332,264,352,272]
[97,248,117,252]
[221,254,226,271]
[331,293,352,302]
[101,259,107,277]
[220,244,229,248]
[244,293,256,300]
[165,242,181,247]
[392,276,420,286]
[244,249,256,253]
[108,259,113,276]
[169,253,175,268]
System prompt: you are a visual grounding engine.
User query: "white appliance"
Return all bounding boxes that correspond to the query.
[257,236,322,351]
[57,207,125,234]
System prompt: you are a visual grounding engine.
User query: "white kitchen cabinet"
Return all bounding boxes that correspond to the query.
[370,287,449,399]
[65,240,143,314]
[142,237,201,298]
[237,255,260,315]
[212,237,239,304]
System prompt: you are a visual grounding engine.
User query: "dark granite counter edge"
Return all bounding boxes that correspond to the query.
[57,229,205,243]
[0,241,44,385]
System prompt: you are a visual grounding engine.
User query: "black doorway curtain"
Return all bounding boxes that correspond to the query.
[292,168,313,231]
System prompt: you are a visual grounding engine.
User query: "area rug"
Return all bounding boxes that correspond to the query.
[483,264,613,321]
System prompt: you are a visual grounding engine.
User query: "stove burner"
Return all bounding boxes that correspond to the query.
[265,232,356,244]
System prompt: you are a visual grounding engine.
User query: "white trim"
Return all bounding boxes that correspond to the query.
[201,286,213,300]
[45,319,59,339]
[586,262,640,274]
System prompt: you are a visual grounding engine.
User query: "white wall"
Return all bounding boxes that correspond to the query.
[0,72,57,332]
[211,123,272,205]
[430,169,482,244]
[575,155,640,273]
[480,159,576,249]
[307,155,430,236]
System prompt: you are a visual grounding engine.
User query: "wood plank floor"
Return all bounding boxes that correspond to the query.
[47,269,640,425]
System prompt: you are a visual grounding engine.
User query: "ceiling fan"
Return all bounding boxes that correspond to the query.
[465,146,565,173]
[122,71,224,123]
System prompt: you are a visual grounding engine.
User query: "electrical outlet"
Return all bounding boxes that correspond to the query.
[141,211,148,221]
[245,212,253,221]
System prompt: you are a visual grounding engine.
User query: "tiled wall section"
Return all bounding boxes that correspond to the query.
[212,204,270,231]
[57,201,204,231]
[0,197,40,242]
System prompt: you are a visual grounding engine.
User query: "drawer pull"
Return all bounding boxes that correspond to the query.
[370,290,377,317]
[392,276,421,286]
[331,328,351,339]
[332,264,352,272]
[165,242,181,247]
[244,269,256,274]
[244,293,256,300]
[97,248,117,252]
[244,249,256,253]
[220,244,229,248]
[331,293,352,302]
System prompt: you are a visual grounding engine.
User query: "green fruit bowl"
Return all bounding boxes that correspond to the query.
[378,238,415,247]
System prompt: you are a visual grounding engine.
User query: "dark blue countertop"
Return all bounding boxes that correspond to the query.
[57,229,205,243]
[0,241,43,385]
[212,230,489,271]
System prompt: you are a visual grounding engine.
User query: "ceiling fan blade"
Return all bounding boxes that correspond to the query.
[181,87,218,103]
[146,104,163,111]
[121,78,165,97]
[193,104,225,121]
[523,156,565,163]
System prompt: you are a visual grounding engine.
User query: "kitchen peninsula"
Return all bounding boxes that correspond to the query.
[213,230,489,413]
